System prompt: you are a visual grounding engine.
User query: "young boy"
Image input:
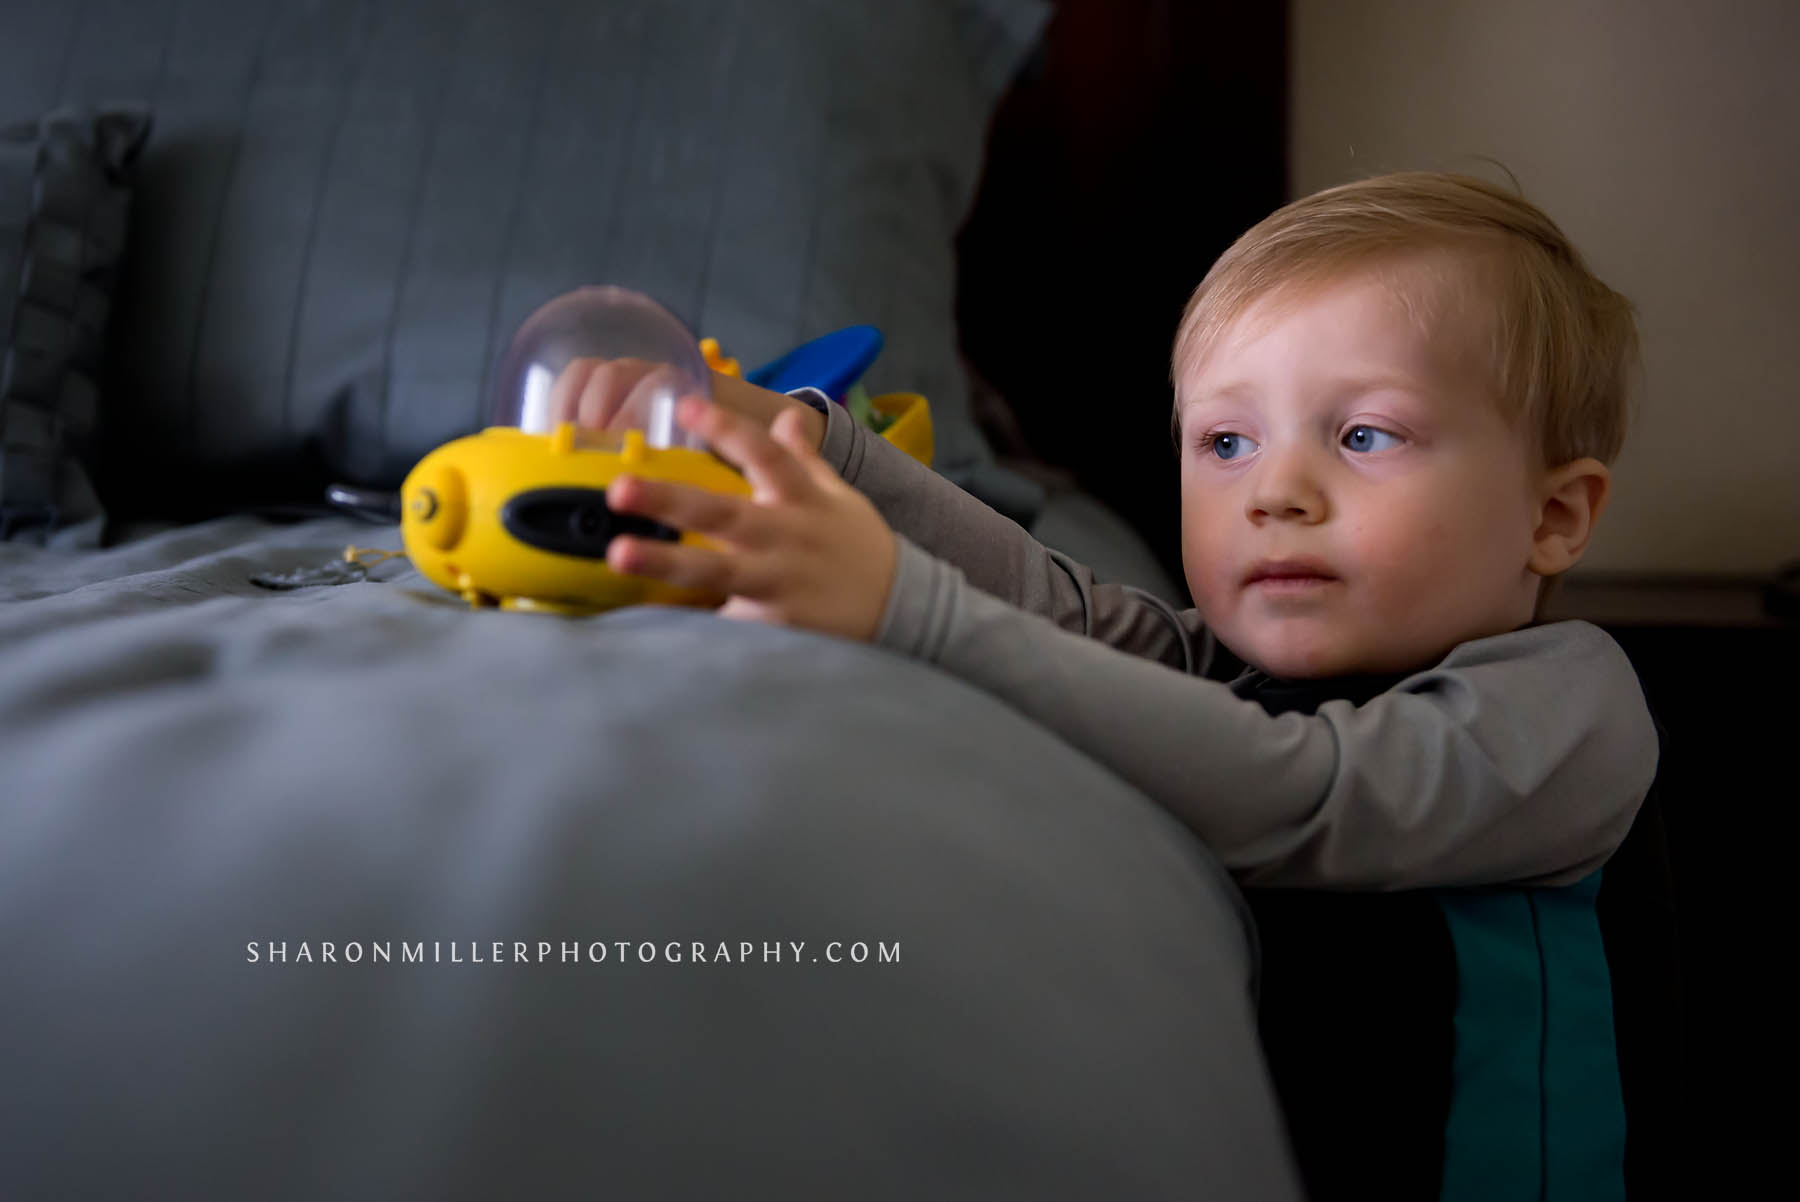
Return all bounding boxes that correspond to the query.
[587,171,1662,1199]
[593,170,1658,893]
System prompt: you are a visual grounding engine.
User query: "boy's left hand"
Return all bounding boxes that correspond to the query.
[604,397,898,642]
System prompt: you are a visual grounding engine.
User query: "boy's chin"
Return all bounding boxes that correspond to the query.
[1228,631,1419,681]
[1242,652,1356,681]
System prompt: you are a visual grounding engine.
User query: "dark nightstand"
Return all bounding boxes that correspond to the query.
[1539,574,1790,629]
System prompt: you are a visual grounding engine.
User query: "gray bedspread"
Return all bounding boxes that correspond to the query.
[0,516,1300,1200]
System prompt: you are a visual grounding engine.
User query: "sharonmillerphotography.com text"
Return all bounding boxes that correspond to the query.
[245,940,901,966]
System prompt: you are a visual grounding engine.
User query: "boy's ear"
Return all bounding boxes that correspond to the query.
[1529,457,1612,576]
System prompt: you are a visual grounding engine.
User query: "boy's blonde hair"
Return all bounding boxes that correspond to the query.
[1170,171,1641,475]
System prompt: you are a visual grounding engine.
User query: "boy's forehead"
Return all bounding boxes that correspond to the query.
[1178,250,1499,400]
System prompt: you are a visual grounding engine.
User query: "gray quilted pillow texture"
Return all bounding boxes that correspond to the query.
[0,106,148,546]
[0,0,1050,519]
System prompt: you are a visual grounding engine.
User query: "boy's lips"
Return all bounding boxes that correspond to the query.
[1243,557,1339,586]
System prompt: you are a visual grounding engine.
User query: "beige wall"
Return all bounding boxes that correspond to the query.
[1291,0,1799,576]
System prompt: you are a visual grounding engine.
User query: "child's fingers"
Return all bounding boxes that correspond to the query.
[578,360,634,428]
[606,535,739,595]
[619,364,687,430]
[606,474,778,549]
[609,533,792,611]
[768,404,819,453]
[542,357,666,429]
[677,398,816,501]
[546,358,600,426]
[769,406,842,490]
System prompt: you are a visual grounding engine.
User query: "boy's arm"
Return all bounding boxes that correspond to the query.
[878,537,1659,891]
[789,388,1198,669]
[603,369,1192,664]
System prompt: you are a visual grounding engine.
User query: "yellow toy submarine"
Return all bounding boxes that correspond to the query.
[399,286,931,615]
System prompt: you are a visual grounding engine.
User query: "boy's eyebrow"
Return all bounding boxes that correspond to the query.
[1180,381,1254,410]
[1182,373,1434,410]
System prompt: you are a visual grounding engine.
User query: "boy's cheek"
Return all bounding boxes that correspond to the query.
[1179,515,1233,594]
[1182,566,1239,630]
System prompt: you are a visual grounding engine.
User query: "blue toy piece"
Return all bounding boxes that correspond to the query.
[745,325,884,402]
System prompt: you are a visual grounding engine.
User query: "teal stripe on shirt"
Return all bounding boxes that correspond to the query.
[1435,873,1624,1202]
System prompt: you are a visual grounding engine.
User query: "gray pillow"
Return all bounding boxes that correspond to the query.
[0,0,1050,521]
[0,105,148,547]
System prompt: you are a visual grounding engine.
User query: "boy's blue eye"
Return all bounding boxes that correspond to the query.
[1344,425,1402,453]
[1203,432,1257,460]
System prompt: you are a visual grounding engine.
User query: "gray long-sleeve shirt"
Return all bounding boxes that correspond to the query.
[805,392,1659,891]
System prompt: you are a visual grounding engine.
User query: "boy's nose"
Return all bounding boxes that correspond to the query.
[1245,452,1327,523]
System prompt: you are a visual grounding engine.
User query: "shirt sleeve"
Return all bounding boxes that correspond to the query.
[795,387,1214,674]
[875,536,1660,891]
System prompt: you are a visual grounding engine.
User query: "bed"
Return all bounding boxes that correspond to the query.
[0,510,1299,1197]
[0,1,1305,1196]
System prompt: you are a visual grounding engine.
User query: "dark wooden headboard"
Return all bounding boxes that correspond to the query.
[957,0,1288,582]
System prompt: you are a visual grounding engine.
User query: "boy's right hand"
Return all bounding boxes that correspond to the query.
[544,358,826,453]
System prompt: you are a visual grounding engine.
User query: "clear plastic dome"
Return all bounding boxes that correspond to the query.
[490,285,711,450]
